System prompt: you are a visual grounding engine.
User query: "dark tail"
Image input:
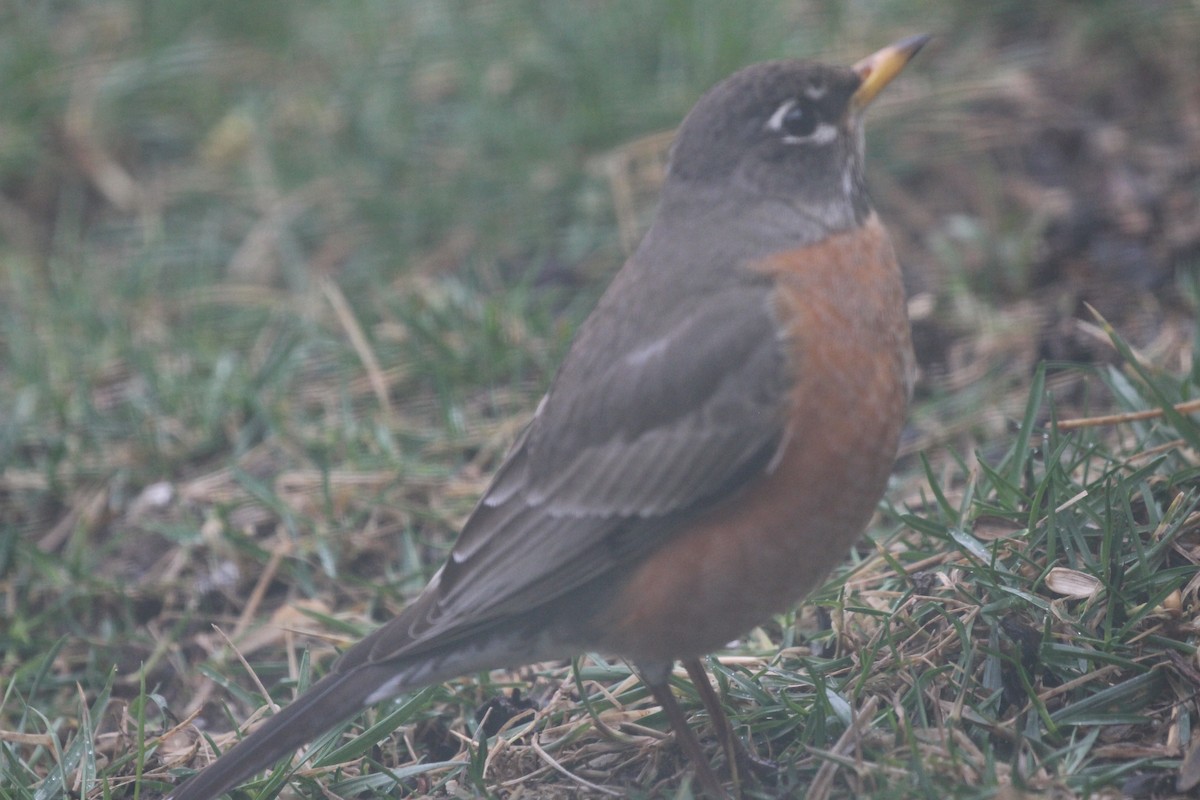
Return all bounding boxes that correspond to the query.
[166,661,399,800]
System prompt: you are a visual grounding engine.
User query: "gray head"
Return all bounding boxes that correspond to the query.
[661,35,930,235]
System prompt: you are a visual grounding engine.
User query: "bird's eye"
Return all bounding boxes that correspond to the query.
[781,103,817,138]
[766,99,822,141]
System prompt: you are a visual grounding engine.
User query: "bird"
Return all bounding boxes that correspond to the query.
[167,34,927,800]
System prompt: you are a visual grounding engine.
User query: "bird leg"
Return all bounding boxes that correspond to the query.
[681,656,742,788]
[644,671,731,800]
[682,657,778,781]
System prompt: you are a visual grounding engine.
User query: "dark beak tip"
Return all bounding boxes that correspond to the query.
[898,33,934,57]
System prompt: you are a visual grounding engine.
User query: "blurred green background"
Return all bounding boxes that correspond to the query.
[3,1,1199,798]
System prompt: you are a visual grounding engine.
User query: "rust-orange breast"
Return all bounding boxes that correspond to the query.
[595,214,912,663]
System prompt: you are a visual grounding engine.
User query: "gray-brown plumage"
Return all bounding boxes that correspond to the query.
[168,34,927,800]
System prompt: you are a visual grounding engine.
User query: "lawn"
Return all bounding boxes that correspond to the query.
[3,2,1200,798]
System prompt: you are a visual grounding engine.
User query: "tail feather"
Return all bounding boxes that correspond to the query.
[167,662,400,800]
[164,612,556,799]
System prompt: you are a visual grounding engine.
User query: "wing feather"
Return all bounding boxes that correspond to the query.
[357,272,793,664]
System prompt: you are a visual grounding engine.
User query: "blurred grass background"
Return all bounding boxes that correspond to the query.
[3,1,1200,798]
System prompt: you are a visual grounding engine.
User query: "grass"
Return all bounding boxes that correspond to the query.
[3,1,1200,798]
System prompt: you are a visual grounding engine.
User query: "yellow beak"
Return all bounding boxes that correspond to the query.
[850,33,931,110]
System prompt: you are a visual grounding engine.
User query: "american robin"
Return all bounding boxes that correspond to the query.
[168,34,927,800]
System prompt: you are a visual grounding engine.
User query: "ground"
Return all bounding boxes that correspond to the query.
[2,2,1200,799]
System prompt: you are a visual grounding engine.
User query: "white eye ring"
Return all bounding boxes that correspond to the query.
[765,100,838,145]
[765,99,799,132]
